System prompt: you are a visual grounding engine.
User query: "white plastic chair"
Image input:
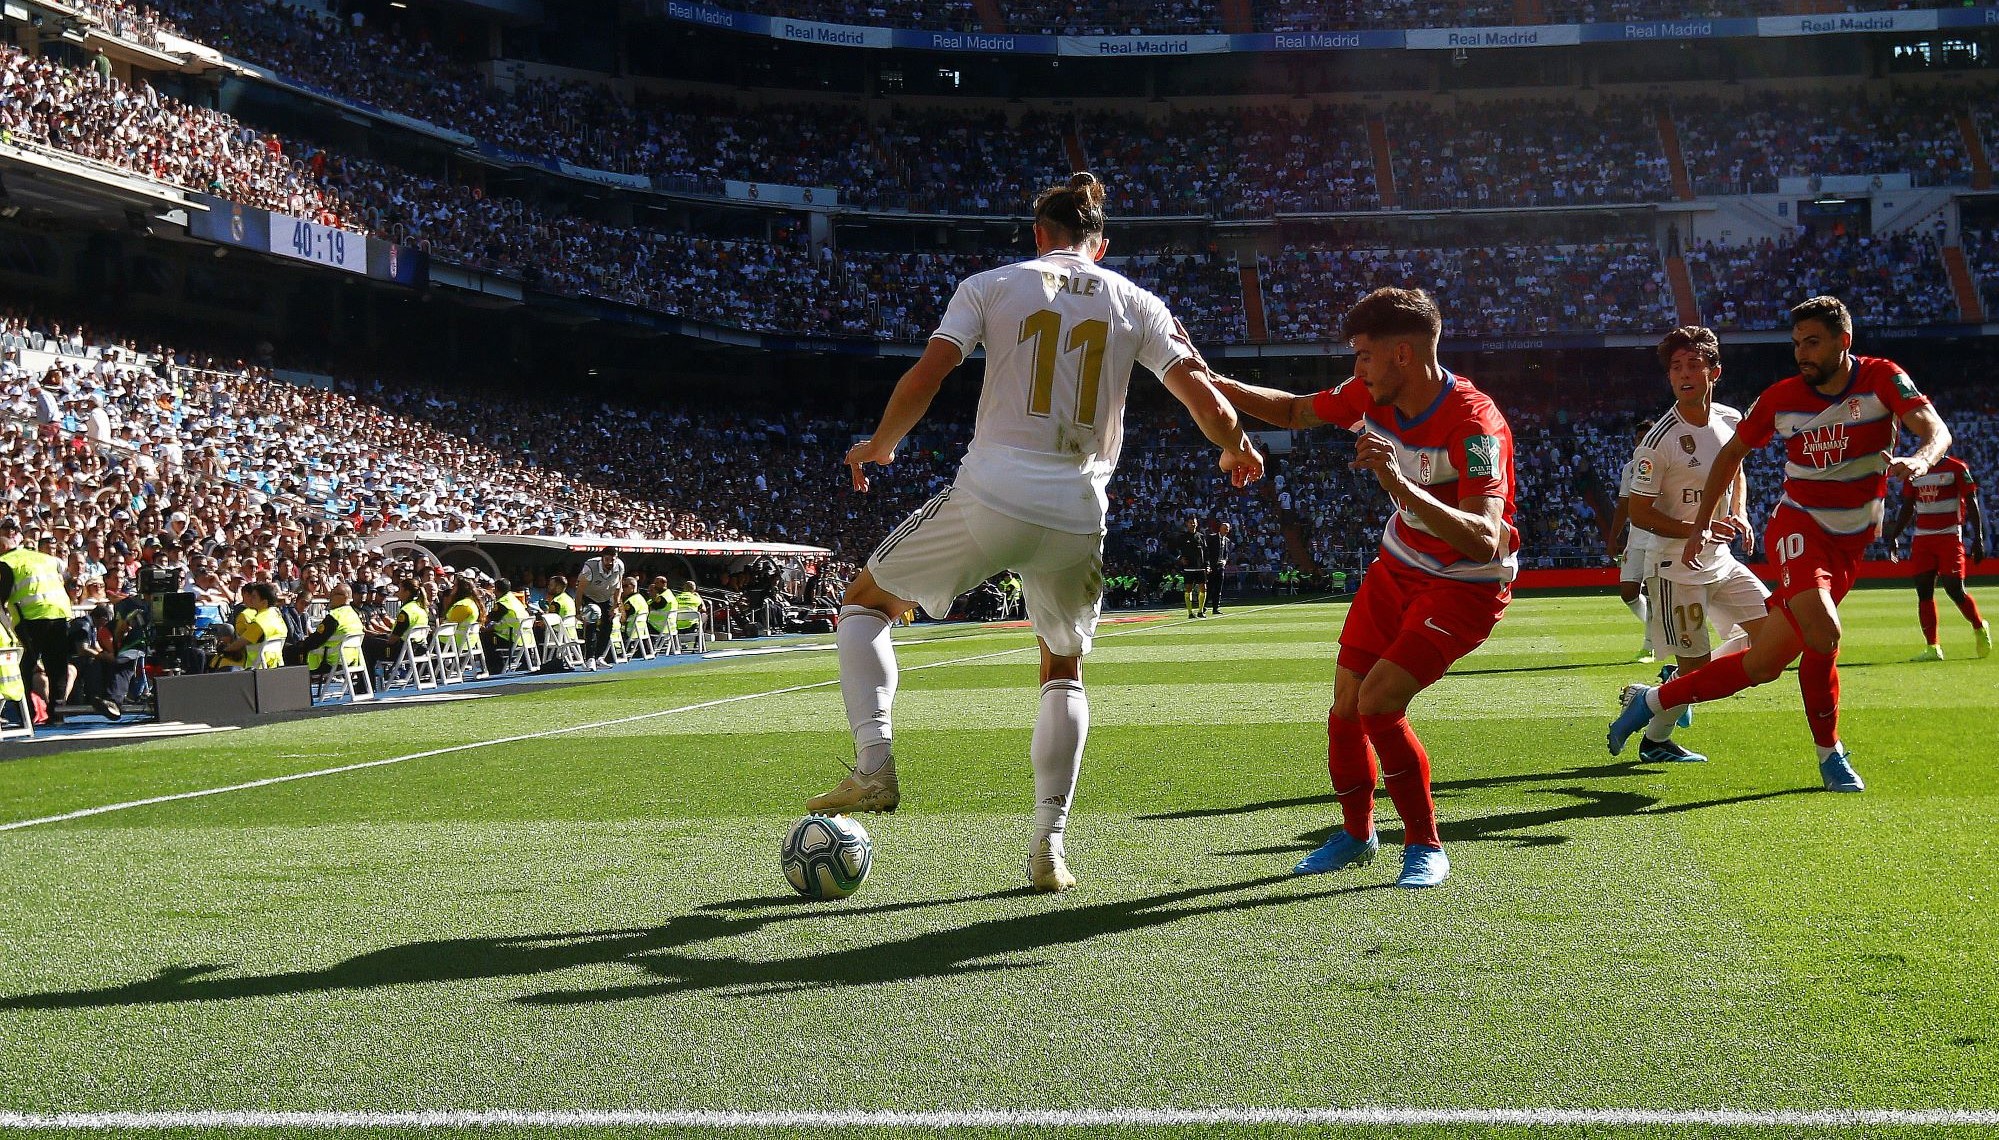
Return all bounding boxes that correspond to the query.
[0,646,33,740]
[456,622,489,680]
[501,633,542,675]
[557,615,587,667]
[432,623,468,684]
[316,633,372,704]
[381,628,439,692]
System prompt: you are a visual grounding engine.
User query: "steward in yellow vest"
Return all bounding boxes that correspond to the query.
[302,583,366,673]
[0,519,74,722]
[220,581,287,670]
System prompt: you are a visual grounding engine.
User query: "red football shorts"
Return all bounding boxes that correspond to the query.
[1765,504,1861,611]
[1909,534,1967,578]
[1337,555,1509,688]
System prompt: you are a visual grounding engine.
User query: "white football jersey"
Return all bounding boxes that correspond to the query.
[1618,455,1662,563]
[1631,402,1744,585]
[932,249,1194,534]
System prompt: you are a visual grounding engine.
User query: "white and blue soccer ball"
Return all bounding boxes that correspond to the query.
[782,814,873,899]
[583,603,603,625]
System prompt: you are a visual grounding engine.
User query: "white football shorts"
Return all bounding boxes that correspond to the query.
[1647,563,1770,659]
[867,486,1105,657]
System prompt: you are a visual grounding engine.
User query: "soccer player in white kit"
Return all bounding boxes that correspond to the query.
[1612,326,1771,763]
[1609,423,1660,664]
[807,173,1265,892]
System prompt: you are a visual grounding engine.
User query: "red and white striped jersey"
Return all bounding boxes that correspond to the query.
[1903,455,1977,539]
[1734,355,1930,540]
[1312,371,1519,584]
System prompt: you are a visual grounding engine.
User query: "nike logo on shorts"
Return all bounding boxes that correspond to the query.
[1423,617,1455,639]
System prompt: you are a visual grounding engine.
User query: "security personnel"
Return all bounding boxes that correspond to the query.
[219,582,287,670]
[545,574,576,647]
[612,575,646,649]
[1176,517,1207,619]
[645,576,677,642]
[0,613,26,724]
[0,518,75,723]
[300,582,366,676]
[674,579,707,650]
[368,580,431,671]
[486,577,533,666]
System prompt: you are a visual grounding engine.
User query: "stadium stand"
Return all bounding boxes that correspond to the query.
[1686,230,1961,331]
[1386,99,1674,210]
[1260,242,1675,341]
[1675,92,1972,196]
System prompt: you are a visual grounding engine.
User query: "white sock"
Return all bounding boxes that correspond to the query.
[1816,742,1844,763]
[1642,702,1683,743]
[1715,631,1750,658]
[838,605,896,774]
[1625,595,1651,647]
[1031,679,1088,837]
[1643,686,1666,715]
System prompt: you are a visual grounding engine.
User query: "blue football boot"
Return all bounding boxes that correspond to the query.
[1292,828,1378,876]
[1396,844,1450,889]
[1608,684,1655,756]
[1819,749,1864,793]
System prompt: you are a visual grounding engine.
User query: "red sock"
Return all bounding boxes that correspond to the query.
[1798,648,1841,748]
[1953,592,1984,629]
[1919,595,1939,644]
[1361,712,1439,849]
[1327,710,1378,841]
[1655,650,1755,709]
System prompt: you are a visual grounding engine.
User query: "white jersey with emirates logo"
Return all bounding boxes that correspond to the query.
[1630,402,1744,586]
[930,249,1195,535]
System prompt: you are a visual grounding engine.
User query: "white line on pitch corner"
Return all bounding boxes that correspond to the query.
[0,1107,1994,1129]
[0,608,1219,834]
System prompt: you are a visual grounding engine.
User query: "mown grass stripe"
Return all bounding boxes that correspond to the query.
[2,1107,1997,1129]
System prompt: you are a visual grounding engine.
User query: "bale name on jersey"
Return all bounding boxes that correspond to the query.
[932,248,1193,535]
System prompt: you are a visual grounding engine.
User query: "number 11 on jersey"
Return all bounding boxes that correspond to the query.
[1019,309,1108,428]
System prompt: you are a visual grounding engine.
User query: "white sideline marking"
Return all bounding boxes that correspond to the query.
[0,629,1087,833]
[0,1108,1994,1129]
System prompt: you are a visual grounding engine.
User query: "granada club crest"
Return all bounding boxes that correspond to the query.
[1418,451,1433,483]
[1847,398,1863,422]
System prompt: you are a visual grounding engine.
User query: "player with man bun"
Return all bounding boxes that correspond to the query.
[807,172,1263,892]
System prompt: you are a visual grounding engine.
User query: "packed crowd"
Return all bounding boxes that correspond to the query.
[1389,99,1673,210]
[1676,92,1971,196]
[1260,242,1675,340]
[0,45,366,229]
[40,0,1999,223]
[1965,222,1999,320]
[1081,107,1378,218]
[1687,229,1961,331]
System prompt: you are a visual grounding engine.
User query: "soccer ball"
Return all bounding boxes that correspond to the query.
[781,814,873,899]
[582,603,603,625]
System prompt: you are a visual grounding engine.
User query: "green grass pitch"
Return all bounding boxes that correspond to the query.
[0,590,1994,1139]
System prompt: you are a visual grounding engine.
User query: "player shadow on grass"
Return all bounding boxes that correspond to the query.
[513,873,1385,1006]
[0,875,1372,1011]
[0,889,1012,1011]
[1140,759,1816,854]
